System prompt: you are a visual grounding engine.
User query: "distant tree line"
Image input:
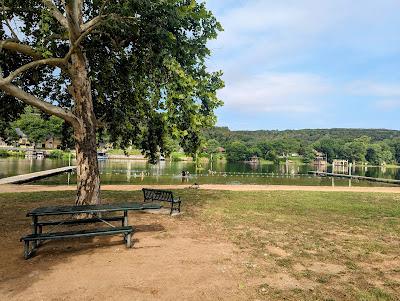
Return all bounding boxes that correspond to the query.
[3,117,400,166]
[203,127,400,165]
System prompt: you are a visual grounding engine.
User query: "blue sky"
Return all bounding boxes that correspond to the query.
[205,0,400,130]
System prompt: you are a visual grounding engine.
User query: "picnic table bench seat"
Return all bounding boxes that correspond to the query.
[20,226,133,259]
[142,188,181,214]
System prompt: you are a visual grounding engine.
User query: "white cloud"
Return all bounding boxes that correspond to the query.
[207,0,400,74]
[219,73,332,113]
[205,0,400,127]
[346,81,400,111]
[347,81,400,97]
[373,99,400,110]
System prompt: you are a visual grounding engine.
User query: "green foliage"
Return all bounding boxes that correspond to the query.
[2,0,224,162]
[0,97,25,139]
[298,145,315,163]
[265,150,280,164]
[0,150,25,157]
[0,149,9,157]
[47,150,74,160]
[170,152,188,161]
[60,122,75,151]
[225,141,247,162]
[313,137,341,162]
[106,149,142,156]
[342,137,370,163]
[204,139,221,154]
[366,143,394,165]
[387,139,400,163]
[225,141,260,162]
[8,107,63,145]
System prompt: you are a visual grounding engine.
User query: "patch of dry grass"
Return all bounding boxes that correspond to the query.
[198,191,400,301]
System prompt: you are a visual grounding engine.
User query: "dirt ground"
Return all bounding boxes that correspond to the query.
[1,183,400,194]
[0,210,250,301]
[1,188,399,300]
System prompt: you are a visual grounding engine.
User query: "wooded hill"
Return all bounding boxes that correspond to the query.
[205,127,400,146]
[204,127,400,164]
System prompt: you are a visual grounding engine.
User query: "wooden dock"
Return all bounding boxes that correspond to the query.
[309,171,400,185]
[0,166,76,185]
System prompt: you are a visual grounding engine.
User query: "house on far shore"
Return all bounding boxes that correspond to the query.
[15,128,31,147]
[249,155,260,164]
[313,153,327,172]
[216,147,225,153]
[41,136,62,149]
[0,138,8,147]
[13,128,61,149]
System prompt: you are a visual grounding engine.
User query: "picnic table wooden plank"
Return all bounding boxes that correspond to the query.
[27,202,162,216]
[36,216,124,227]
[21,226,133,241]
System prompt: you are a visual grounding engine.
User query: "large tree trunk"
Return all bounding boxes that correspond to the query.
[74,119,100,205]
[69,50,100,205]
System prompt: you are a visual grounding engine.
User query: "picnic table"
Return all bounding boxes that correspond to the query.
[21,202,162,259]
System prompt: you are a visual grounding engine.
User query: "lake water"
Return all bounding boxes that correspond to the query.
[1,157,400,187]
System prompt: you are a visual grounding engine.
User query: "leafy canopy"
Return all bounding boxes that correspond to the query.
[1,0,224,161]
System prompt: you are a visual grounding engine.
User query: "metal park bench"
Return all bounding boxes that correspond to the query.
[20,202,161,259]
[142,188,181,215]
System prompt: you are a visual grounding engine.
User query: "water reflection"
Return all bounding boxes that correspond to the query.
[1,157,400,187]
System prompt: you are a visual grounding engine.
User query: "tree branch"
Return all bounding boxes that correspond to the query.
[0,40,43,59]
[81,13,138,32]
[75,0,83,22]
[42,0,68,29]
[1,57,65,84]
[79,0,111,32]
[1,22,97,82]
[0,81,79,126]
[99,0,110,15]
[81,15,104,32]
[3,19,19,40]
[1,0,20,40]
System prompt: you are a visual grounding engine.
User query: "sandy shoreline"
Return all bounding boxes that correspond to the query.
[1,184,400,193]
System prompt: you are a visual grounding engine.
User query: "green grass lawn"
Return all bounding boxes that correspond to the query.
[197,191,400,300]
[1,190,399,300]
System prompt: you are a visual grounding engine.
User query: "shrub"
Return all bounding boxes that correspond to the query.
[48,150,64,159]
[0,150,9,157]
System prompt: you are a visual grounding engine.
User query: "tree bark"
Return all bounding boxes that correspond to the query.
[74,123,100,205]
[69,50,100,205]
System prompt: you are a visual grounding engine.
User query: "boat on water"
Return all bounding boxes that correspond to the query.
[25,150,44,159]
[97,152,108,160]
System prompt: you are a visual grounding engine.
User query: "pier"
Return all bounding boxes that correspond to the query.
[0,166,76,185]
[309,171,400,185]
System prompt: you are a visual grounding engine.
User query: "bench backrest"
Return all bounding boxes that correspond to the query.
[142,189,174,202]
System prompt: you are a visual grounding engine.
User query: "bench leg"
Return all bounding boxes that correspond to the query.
[125,233,132,248]
[37,225,43,247]
[32,216,38,249]
[123,211,128,227]
[24,241,30,260]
